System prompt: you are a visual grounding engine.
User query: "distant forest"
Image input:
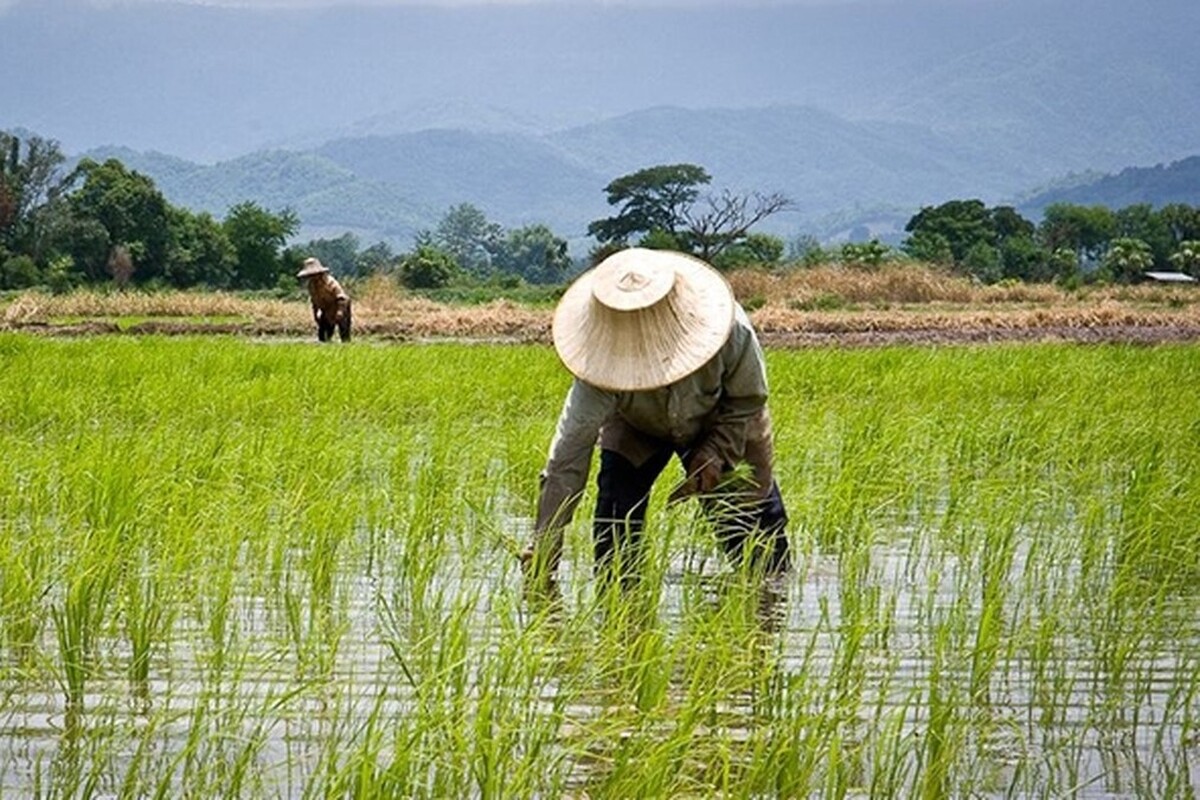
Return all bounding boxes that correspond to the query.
[4,130,1200,295]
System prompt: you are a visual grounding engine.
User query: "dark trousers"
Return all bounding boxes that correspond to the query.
[593,448,790,580]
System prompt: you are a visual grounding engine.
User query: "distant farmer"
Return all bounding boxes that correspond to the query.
[297,257,351,342]
[520,247,789,589]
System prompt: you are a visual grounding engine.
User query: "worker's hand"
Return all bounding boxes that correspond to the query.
[690,450,723,495]
[671,448,721,501]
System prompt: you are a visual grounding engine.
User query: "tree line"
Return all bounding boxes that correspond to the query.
[4,130,1200,295]
[894,198,1200,285]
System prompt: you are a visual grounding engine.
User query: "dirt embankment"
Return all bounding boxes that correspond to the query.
[6,269,1200,348]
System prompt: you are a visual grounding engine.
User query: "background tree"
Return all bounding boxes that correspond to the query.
[1101,238,1154,283]
[223,201,298,289]
[1169,240,1200,276]
[492,224,573,284]
[903,199,994,264]
[1160,203,1200,246]
[429,203,502,279]
[713,232,785,271]
[356,241,396,275]
[682,189,791,262]
[1115,204,1174,268]
[164,207,237,288]
[788,234,827,267]
[588,163,790,266]
[902,229,954,266]
[839,239,892,270]
[588,163,711,247]
[1038,203,1116,271]
[963,241,1003,283]
[0,131,79,261]
[398,244,459,289]
[68,158,171,285]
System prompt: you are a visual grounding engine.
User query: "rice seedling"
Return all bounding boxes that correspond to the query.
[1,332,1199,797]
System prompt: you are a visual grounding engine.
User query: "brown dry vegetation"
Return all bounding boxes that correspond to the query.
[5,266,1200,347]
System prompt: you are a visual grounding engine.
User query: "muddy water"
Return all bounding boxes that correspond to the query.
[2,541,1198,797]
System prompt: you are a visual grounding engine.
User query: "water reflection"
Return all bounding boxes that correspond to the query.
[2,535,1199,797]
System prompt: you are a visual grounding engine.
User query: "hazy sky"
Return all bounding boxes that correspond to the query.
[2,0,882,8]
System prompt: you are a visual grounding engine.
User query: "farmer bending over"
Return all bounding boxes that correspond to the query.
[521,248,789,589]
[297,257,351,342]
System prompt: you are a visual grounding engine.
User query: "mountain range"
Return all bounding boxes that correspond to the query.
[5,0,1200,249]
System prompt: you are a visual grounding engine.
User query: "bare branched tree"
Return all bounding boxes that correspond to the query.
[682,190,792,262]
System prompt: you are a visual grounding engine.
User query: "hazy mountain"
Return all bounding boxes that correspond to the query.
[1018,157,1200,219]
[9,0,1200,248]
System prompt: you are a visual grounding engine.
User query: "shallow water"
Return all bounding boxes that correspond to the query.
[2,531,1197,798]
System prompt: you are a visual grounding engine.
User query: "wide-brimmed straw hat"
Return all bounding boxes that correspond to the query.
[552,248,735,391]
[296,257,330,278]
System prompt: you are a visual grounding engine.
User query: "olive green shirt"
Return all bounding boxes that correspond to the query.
[535,305,773,534]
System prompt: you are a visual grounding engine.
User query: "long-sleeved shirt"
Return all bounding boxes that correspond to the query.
[306,273,349,322]
[535,304,773,534]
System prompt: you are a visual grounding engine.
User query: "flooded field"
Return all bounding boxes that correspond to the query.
[1,334,1198,798]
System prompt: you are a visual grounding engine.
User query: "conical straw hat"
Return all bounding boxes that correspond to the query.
[297,257,330,278]
[552,248,735,391]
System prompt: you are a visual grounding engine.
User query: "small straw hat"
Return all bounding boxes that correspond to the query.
[552,248,735,391]
[296,257,330,278]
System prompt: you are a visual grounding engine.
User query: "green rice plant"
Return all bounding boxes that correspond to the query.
[2,334,1200,797]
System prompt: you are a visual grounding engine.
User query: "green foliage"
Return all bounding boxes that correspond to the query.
[904,199,994,263]
[69,158,172,284]
[712,232,785,270]
[399,244,459,289]
[1115,203,1174,267]
[788,234,827,267]
[1039,203,1116,268]
[1000,234,1054,282]
[1168,240,1200,276]
[0,131,78,259]
[963,241,1003,284]
[903,230,954,266]
[839,238,891,270]
[222,201,298,289]
[0,253,39,289]
[635,228,684,252]
[492,224,573,285]
[1101,237,1154,284]
[588,163,710,246]
[164,207,236,289]
[430,203,502,279]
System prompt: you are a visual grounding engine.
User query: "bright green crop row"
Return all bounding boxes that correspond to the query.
[1,334,1198,798]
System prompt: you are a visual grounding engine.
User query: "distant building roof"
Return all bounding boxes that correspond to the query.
[1144,271,1197,283]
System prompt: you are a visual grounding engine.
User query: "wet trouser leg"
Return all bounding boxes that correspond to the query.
[700,479,790,576]
[593,447,672,584]
[337,300,352,342]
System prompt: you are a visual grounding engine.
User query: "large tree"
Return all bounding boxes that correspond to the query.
[682,189,791,262]
[588,163,790,265]
[164,207,237,288]
[223,201,298,289]
[68,158,171,284]
[429,203,502,279]
[1038,203,1116,269]
[0,132,79,262]
[492,224,573,284]
[588,164,711,247]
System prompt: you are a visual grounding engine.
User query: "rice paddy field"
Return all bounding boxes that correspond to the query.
[2,332,1199,798]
